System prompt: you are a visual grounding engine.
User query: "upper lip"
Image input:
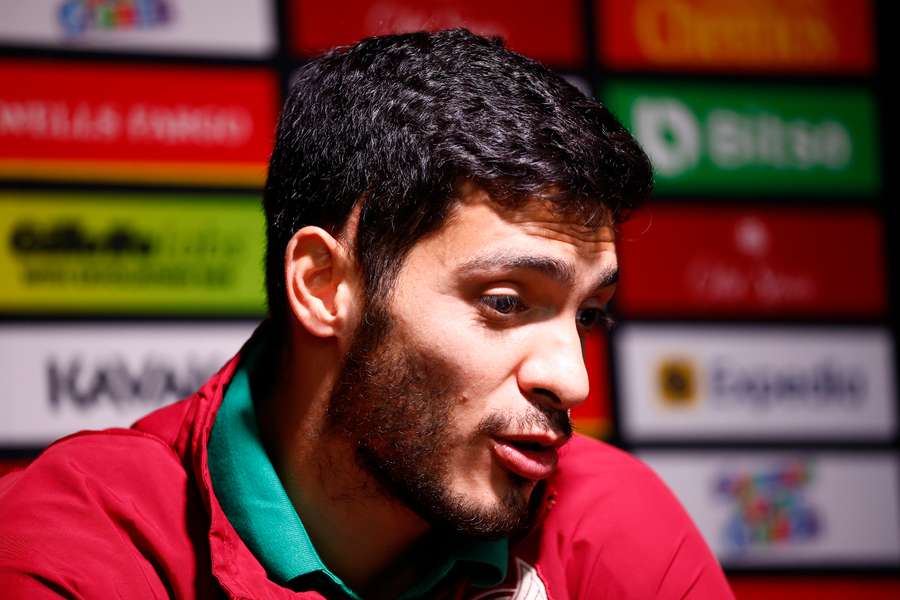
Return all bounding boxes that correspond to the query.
[494,431,568,450]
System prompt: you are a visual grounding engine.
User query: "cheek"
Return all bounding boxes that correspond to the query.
[394,291,522,413]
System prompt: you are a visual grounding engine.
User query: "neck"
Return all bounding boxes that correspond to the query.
[254,327,432,595]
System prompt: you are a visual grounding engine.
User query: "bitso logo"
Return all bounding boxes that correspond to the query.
[631,95,853,176]
[58,0,172,36]
[632,98,700,177]
[715,461,821,552]
[657,358,699,408]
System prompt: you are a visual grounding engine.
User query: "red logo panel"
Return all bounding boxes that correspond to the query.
[616,206,886,317]
[598,0,874,74]
[0,61,278,185]
[289,0,584,67]
[572,331,612,439]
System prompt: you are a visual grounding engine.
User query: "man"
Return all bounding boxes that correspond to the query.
[0,30,733,598]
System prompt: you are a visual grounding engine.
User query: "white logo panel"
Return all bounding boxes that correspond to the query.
[0,1,275,57]
[616,325,896,441]
[0,322,257,446]
[639,451,900,567]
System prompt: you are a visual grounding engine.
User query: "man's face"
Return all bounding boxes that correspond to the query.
[327,188,618,538]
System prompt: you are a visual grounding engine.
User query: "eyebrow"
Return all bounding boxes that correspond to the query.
[456,252,618,292]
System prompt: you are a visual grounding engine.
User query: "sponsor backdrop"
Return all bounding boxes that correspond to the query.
[0,0,896,595]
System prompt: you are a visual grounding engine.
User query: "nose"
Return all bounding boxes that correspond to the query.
[517,319,591,411]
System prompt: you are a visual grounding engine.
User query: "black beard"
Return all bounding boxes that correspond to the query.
[325,302,568,539]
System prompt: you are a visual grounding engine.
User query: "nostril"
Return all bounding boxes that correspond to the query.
[533,388,561,405]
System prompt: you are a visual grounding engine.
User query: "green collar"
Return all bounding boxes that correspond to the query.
[207,339,508,598]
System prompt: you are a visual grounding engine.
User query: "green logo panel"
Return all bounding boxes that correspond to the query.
[0,193,266,315]
[604,81,879,195]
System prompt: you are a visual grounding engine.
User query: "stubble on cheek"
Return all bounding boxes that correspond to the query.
[323,307,544,538]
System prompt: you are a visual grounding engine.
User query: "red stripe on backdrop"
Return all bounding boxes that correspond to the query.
[0,61,277,167]
[289,0,585,67]
[0,460,31,479]
[616,205,886,318]
[729,577,900,599]
[571,331,612,439]
[598,0,875,73]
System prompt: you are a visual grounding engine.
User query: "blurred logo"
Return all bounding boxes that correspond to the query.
[58,0,172,37]
[657,358,699,408]
[11,222,152,256]
[47,355,220,410]
[633,98,700,177]
[710,359,866,410]
[715,461,821,552]
[363,2,508,40]
[656,355,866,412]
[632,97,852,176]
[8,218,243,288]
[685,216,816,306]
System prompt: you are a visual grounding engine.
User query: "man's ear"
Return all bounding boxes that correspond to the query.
[284,226,358,338]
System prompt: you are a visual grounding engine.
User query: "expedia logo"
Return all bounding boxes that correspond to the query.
[710,360,865,410]
[657,357,866,411]
[715,461,821,552]
[58,0,172,37]
[657,358,699,408]
[47,355,220,409]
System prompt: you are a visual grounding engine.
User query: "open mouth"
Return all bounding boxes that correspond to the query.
[491,436,560,481]
[507,439,549,452]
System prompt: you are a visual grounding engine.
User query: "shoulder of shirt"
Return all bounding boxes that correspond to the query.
[0,425,188,509]
[524,435,732,599]
[547,433,697,543]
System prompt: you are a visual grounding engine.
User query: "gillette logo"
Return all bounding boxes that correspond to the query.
[715,461,821,552]
[59,0,172,36]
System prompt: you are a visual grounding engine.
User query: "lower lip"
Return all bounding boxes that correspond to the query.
[491,439,558,480]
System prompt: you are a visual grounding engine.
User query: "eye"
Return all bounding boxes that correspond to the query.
[576,307,614,332]
[479,294,527,315]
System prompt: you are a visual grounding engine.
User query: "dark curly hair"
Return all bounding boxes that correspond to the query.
[263,28,652,327]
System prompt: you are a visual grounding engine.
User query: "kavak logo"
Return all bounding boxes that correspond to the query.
[657,358,699,408]
[47,354,219,409]
[0,322,255,446]
[59,0,173,37]
[715,461,821,553]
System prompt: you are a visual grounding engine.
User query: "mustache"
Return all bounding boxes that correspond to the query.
[476,403,573,440]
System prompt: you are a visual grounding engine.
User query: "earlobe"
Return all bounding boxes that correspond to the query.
[284,227,355,338]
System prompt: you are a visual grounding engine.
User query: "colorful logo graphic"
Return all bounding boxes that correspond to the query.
[657,358,699,408]
[715,462,821,552]
[59,0,172,36]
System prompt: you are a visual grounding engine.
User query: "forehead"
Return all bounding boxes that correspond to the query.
[403,187,616,281]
